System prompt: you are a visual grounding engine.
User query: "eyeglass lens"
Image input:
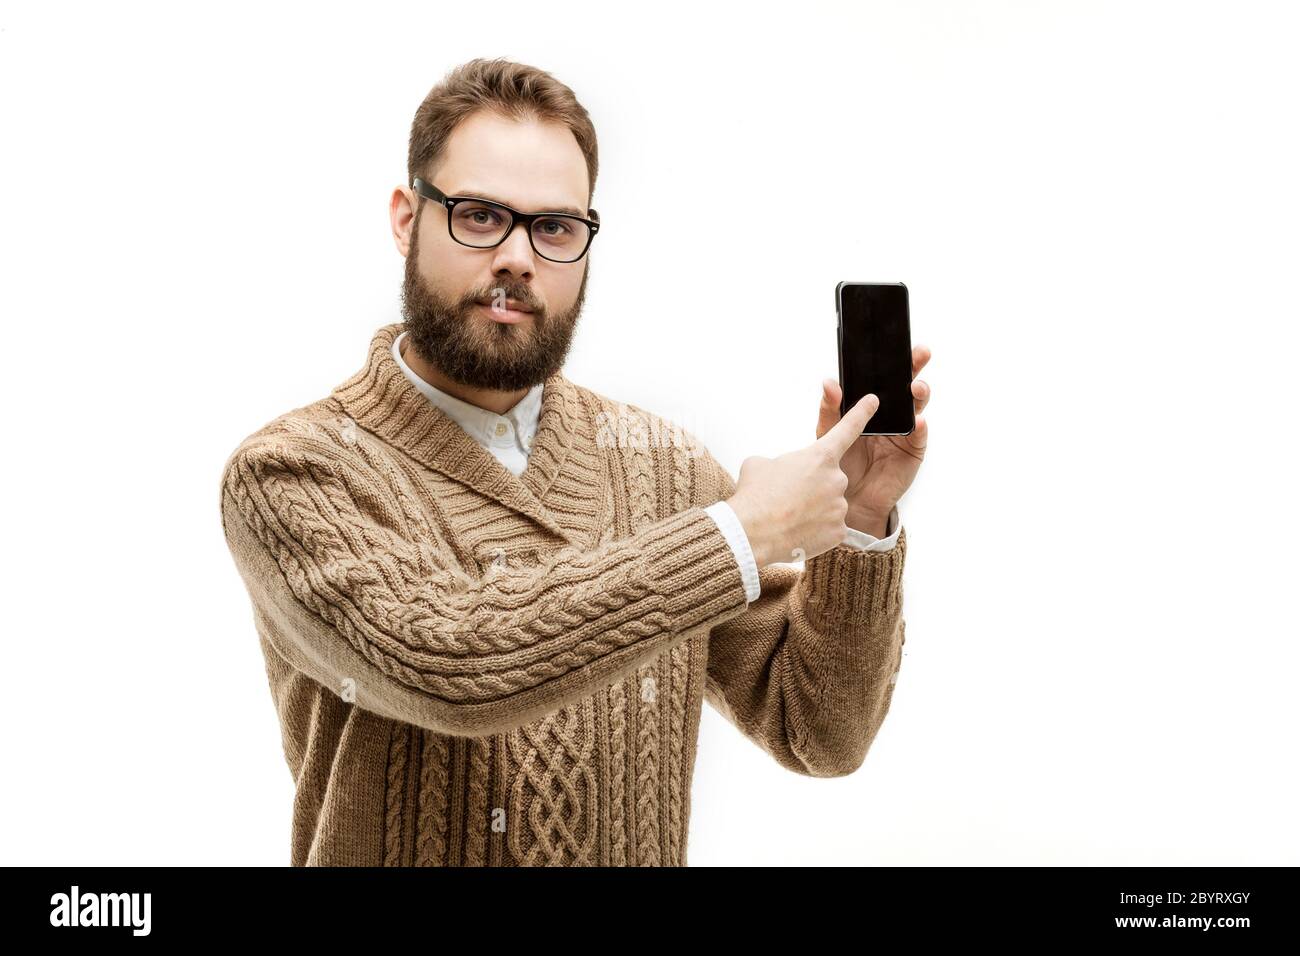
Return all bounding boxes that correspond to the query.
[450,201,590,261]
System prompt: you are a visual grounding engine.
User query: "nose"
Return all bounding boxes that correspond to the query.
[488,219,537,278]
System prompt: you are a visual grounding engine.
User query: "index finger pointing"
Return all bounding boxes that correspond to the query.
[819,393,878,458]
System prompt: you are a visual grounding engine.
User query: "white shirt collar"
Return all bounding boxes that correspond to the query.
[391,330,545,451]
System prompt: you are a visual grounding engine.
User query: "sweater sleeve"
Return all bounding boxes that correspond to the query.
[693,447,907,778]
[219,431,751,738]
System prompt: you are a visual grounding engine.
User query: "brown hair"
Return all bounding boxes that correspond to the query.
[407,57,599,210]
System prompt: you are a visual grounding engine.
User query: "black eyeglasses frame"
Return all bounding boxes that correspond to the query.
[411,177,600,263]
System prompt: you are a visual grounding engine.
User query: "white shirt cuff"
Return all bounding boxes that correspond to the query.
[840,503,902,552]
[703,501,761,604]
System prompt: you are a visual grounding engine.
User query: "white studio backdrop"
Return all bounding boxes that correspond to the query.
[1,0,1296,866]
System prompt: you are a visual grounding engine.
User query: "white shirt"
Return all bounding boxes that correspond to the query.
[392,330,902,604]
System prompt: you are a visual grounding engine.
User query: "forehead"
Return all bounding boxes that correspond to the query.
[436,110,590,216]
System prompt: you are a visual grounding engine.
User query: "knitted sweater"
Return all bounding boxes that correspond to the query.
[218,321,908,866]
[385,327,904,597]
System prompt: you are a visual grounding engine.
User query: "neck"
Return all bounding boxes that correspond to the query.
[398,333,530,416]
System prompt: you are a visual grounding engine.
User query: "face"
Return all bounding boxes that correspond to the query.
[396,110,592,391]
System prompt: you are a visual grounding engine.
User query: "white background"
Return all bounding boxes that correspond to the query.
[2,0,1296,866]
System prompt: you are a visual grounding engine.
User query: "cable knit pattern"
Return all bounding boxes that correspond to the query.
[219,322,907,865]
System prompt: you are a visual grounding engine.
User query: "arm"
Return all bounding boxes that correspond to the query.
[219,428,751,738]
[695,448,907,777]
[702,501,900,606]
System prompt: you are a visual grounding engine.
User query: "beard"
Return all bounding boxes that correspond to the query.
[400,216,588,392]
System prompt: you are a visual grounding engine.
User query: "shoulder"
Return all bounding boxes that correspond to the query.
[217,393,406,553]
[219,396,367,495]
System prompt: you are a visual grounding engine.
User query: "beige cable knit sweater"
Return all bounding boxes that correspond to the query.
[218,322,907,866]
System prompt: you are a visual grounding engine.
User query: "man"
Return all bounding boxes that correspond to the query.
[219,57,932,866]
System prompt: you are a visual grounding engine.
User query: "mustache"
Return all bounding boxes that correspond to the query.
[471,286,541,314]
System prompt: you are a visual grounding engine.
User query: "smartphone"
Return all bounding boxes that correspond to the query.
[836,281,915,436]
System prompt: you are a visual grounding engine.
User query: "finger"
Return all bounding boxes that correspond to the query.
[907,413,928,452]
[816,379,842,440]
[911,343,931,379]
[820,392,879,458]
[912,378,930,415]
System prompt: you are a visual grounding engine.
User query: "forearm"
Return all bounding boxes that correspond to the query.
[221,439,752,738]
[847,508,890,539]
[694,448,907,777]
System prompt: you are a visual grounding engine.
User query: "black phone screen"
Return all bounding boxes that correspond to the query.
[837,282,915,435]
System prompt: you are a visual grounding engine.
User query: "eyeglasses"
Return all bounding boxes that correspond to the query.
[411,177,600,263]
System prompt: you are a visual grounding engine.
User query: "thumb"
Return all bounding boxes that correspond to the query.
[816,379,842,440]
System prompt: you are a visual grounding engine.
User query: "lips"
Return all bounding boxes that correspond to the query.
[475,298,535,326]
[479,298,533,314]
